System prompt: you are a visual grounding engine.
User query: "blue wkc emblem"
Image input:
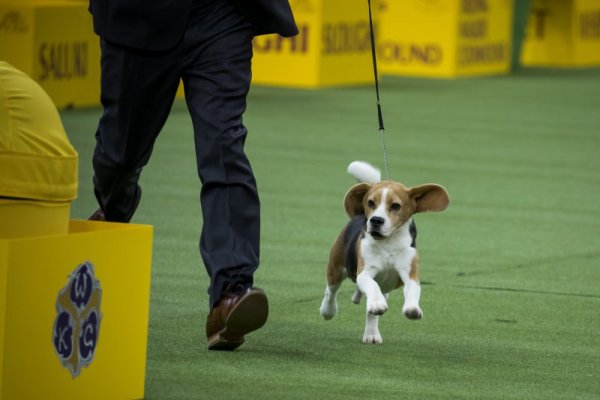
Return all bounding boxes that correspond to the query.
[52,261,102,378]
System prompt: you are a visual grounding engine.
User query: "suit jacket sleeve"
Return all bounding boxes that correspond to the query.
[236,0,298,37]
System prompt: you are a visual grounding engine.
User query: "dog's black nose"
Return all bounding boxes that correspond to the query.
[370,216,385,228]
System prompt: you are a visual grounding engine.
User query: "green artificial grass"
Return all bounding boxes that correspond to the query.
[62,68,600,400]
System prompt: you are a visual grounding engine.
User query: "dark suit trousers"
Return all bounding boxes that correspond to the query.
[93,0,259,309]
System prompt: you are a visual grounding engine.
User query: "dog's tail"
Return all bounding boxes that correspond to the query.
[347,161,381,183]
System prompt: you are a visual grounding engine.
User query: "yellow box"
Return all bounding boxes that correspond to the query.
[0,220,153,399]
[0,1,100,108]
[176,80,185,99]
[378,0,513,78]
[251,0,376,88]
[0,199,70,239]
[521,0,600,67]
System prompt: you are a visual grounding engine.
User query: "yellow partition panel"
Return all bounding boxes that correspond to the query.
[0,220,153,400]
[521,0,600,67]
[251,0,376,88]
[378,0,513,78]
[0,1,100,108]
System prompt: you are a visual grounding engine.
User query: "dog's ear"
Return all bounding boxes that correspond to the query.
[344,183,371,217]
[409,184,449,213]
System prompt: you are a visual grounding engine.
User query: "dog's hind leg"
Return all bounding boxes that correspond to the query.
[320,279,343,320]
[351,287,362,304]
[320,235,346,320]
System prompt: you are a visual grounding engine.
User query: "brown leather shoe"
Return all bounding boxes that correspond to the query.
[206,287,268,351]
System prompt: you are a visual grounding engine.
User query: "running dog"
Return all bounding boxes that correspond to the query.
[319,161,449,344]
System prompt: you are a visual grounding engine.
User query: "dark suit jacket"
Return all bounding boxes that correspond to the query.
[89,0,298,51]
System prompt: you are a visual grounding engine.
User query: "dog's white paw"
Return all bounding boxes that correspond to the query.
[367,299,388,315]
[362,333,383,344]
[402,305,423,320]
[320,300,338,320]
[351,289,362,304]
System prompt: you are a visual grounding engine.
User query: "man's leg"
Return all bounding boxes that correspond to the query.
[92,39,181,222]
[182,0,259,310]
[182,0,266,350]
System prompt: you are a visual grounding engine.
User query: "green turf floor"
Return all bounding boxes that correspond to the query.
[62,68,600,400]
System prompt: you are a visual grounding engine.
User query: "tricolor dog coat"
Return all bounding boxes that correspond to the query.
[320,161,449,344]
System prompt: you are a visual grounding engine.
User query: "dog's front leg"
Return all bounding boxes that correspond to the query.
[399,270,423,320]
[363,310,382,344]
[351,287,362,304]
[356,270,387,315]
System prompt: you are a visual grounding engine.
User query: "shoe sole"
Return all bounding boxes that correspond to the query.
[207,290,269,351]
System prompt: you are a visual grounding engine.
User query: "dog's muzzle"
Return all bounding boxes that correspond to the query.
[368,216,386,239]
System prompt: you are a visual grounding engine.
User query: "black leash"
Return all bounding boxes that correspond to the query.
[367,0,390,179]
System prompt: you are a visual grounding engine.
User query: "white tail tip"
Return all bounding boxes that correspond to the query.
[347,161,381,183]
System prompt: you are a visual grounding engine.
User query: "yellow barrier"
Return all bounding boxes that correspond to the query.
[0,1,100,108]
[521,0,600,67]
[378,0,513,78]
[0,220,152,399]
[251,0,376,88]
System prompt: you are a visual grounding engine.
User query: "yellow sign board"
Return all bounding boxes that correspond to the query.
[378,0,513,78]
[521,0,600,67]
[251,0,377,88]
[0,2,100,108]
[0,220,152,399]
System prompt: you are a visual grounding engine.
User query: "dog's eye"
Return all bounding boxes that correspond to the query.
[367,200,376,209]
[390,203,401,212]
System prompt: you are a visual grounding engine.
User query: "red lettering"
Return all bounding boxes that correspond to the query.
[253,25,309,54]
[532,8,549,39]
[37,41,88,82]
[580,10,600,39]
[460,19,488,38]
[378,42,442,66]
[458,43,505,65]
[322,22,371,55]
[462,0,488,13]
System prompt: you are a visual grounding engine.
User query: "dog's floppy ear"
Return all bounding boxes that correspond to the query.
[344,183,371,217]
[409,184,449,213]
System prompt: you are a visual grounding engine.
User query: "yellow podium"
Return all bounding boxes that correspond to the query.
[0,61,153,399]
[0,1,100,108]
[0,220,153,400]
[521,0,600,67]
[251,0,376,88]
[378,0,513,78]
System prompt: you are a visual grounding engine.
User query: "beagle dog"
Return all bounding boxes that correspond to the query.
[319,161,449,344]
